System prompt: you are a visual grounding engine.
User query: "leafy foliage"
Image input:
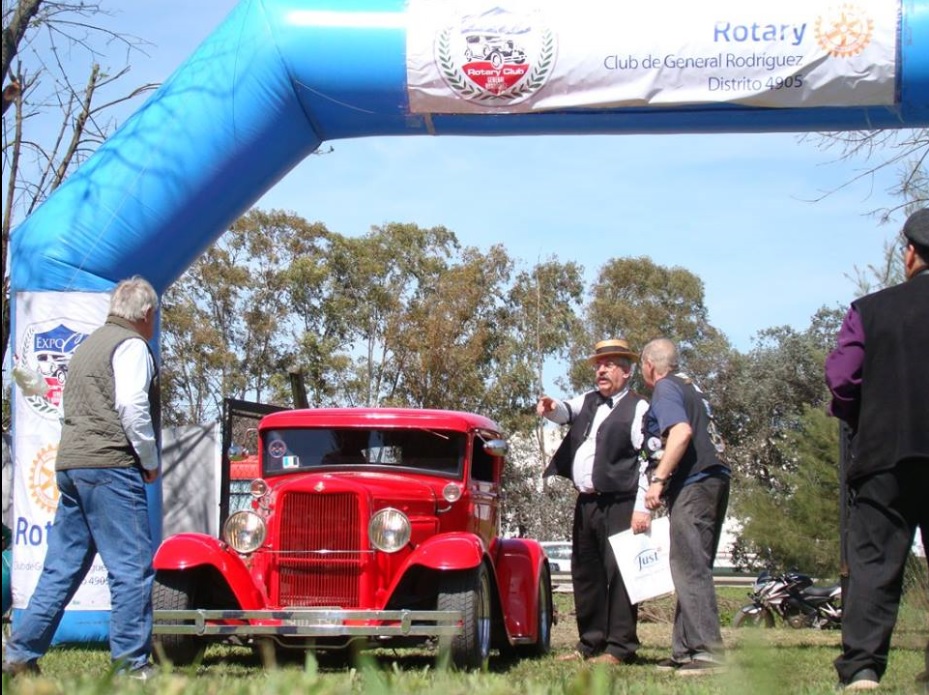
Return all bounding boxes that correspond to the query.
[716,308,842,492]
[160,217,584,434]
[160,210,329,424]
[734,406,841,578]
[565,256,731,395]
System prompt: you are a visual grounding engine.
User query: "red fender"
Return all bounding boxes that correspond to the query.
[154,533,266,609]
[493,537,548,641]
[405,532,486,571]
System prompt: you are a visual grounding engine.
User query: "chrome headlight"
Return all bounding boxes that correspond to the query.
[442,483,463,503]
[369,508,411,553]
[223,510,267,554]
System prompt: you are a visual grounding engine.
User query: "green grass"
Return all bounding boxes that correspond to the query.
[3,588,925,695]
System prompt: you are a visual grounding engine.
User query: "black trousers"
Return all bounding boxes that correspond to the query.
[835,462,929,682]
[571,493,638,659]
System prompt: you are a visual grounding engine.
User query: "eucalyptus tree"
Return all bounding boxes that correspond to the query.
[716,306,843,489]
[317,222,460,407]
[160,209,327,424]
[565,256,731,394]
[497,257,586,539]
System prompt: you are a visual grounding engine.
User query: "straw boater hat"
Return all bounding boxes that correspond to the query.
[587,338,638,364]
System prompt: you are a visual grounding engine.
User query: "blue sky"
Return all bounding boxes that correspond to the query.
[32,2,912,356]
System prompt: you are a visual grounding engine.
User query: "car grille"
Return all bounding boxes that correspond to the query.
[276,491,364,607]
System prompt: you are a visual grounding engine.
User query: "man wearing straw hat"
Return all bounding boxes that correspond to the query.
[538,338,650,666]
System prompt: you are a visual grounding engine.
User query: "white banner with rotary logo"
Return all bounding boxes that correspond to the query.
[11,291,112,628]
[406,0,898,114]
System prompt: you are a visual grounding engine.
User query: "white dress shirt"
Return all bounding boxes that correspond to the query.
[113,338,159,471]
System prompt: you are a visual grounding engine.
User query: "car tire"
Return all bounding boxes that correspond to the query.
[437,565,492,670]
[516,564,553,658]
[152,571,206,666]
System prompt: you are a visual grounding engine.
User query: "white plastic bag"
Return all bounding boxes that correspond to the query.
[609,516,674,604]
[12,363,49,397]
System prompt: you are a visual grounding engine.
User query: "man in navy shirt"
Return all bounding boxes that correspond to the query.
[641,338,730,677]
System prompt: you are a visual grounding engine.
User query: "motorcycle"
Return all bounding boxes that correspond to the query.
[732,569,842,629]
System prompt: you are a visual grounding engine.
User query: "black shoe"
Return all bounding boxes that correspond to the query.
[676,659,725,676]
[656,657,690,671]
[841,668,879,690]
[1,659,41,677]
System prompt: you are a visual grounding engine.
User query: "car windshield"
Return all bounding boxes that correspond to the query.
[261,427,466,478]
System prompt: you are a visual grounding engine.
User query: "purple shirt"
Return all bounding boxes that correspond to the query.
[824,305,865,427]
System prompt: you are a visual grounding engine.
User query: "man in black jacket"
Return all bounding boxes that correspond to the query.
[826,208,929,691]
[538,339,650,665]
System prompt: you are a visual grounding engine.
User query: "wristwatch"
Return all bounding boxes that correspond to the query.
[649,473,668,486]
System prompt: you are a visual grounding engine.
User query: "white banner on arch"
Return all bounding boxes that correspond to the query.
[407,0,898,113]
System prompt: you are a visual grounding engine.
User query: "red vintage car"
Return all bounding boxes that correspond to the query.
[152,407,553,669]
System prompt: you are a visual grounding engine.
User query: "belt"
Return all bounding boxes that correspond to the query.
[577,490,634,501]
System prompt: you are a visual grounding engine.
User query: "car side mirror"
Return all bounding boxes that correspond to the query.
[482,439,508,457]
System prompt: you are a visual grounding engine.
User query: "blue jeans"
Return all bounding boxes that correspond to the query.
[667,475,729,663]
[6,467,154,670]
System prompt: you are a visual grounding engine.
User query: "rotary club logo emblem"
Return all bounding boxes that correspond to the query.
[435,6,555,105]
[29,444,60,514]
[815,4,874,57]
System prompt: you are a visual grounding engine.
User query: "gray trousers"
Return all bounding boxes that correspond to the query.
[667,475,729,662]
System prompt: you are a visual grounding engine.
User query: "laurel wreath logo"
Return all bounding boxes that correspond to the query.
[20,325,63,420]
[437,26,555,104]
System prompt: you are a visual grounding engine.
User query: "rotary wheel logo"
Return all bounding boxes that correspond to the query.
[30,445,61,514]
[435,8,555,106]
[815,4,874,57]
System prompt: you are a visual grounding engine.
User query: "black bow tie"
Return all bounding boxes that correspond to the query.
[597,394,613,409]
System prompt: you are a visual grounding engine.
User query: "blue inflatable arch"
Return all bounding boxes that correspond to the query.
[6,0,929,643]
[10,0,929,294]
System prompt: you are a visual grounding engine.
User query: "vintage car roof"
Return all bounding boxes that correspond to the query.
[259,407,502,433]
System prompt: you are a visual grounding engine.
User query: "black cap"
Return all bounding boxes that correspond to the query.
[902,208,929,247]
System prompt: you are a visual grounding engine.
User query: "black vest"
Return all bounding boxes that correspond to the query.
[849,272,929,481]
[652,373,728,495]
[543,390,644,495]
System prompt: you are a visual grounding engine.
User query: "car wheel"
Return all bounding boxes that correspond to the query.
[489,51,504,69]
[152,571,206,666]
[732,605,775,628]
[517,564,553,658]
[437,565,492,670]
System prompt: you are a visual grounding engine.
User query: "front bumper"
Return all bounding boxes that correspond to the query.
[153,608,462,639]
